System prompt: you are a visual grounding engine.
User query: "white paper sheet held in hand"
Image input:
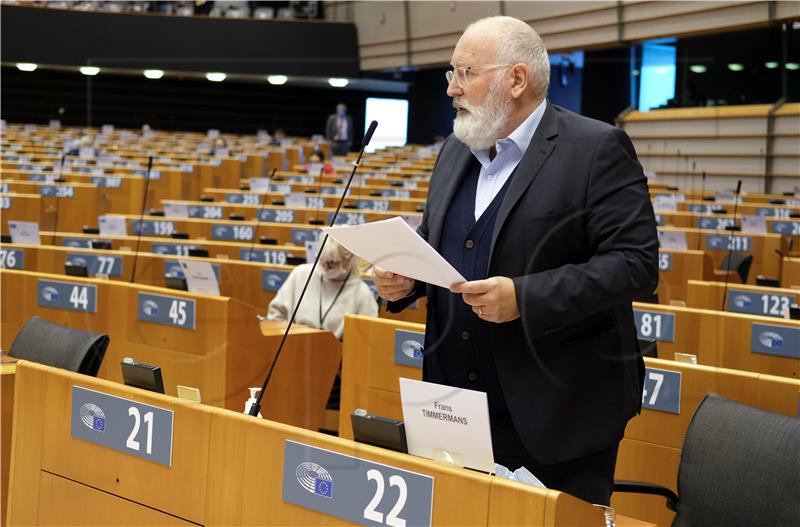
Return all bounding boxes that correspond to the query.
[321,217,465,289]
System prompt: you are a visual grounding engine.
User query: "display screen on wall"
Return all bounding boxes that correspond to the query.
[639,40,677,111]
[364,98,409,153]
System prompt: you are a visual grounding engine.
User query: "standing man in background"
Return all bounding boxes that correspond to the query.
[373,16,658,506]
[326,103,353,155]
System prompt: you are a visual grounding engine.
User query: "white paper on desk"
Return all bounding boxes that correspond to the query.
[657,230,687,250]
[741,215,767,234]
[8,221,41,246]
[164,203,189,219]
[179,259,220,296]
[321,216,465,289]
[98,215,127,236]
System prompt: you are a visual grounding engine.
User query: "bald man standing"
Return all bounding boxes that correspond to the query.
[374,16,658,505]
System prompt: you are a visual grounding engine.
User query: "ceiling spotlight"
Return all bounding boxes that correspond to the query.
[79,66,100,76]
[267,75,288,85]
[764,61,780,69]
[328,77,349,88]
[689,65,707,74]
[16,63,38,72]
[727,63,744,72]
[206,72,226,82]
[632,69,640,77]
[787,63,800,71]
[143,69,165,79]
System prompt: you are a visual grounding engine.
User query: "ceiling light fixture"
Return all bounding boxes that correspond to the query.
[143,69,165,79]
[16,63,38,72]
[727,63,744,72]
[79,66,100,76]
[267,75,288,85]
[689,65,707,74]
[328,77,349,88]
[206,72,226,82]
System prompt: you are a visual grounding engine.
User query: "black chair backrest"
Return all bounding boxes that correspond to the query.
[9,317,109,376]
[718,253,753,284]
[673,392,800,527]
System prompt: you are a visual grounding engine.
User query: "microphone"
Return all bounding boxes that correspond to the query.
[129,156,154,283]
[720,180,743,311]
[51,153,67,245]
[244,168,277,262]
[248,120,378,417]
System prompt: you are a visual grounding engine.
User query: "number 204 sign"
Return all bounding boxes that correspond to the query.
[71,386,173,466]
[283,440,433,527]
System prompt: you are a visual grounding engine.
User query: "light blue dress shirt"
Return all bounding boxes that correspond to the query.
[470,99,547,220]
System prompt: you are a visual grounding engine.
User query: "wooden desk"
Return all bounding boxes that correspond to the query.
[685,279,800,315]
[340,315,800,527]
[7,361,608,526]
[1,356,17,527]
[0,269,340,430]
[0,180,99,233]
[0,192,41,232]
[783,257,800,288]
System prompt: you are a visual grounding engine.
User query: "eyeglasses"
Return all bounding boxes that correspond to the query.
[445,64,512,87]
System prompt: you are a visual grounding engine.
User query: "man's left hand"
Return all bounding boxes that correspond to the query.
[450,277,520,323]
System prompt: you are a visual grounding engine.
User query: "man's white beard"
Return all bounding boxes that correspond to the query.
[452,77,512,150]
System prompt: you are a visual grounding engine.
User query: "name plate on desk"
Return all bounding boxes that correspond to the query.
[258,209,295,223]
[729,290,793,317]
[71,386,173,467]
[132,220,176,237]
[394,329,424,368]
[641,367,681,414]
[696,217,734,230]
[751,323,800,359]
[164,261,219,280]
[151,243,192,256]
[0,248,24,269]
[770,221,800,236]
[705,234,751,252]
[37,279,97,313]
[633,309,675,342]
[91,176,122,188]
[282,440,433,527]
[756,207,791,218]
[212,224,254,241]
[67,253,123,277]
[137,292,196,330]
[262,270,290,291]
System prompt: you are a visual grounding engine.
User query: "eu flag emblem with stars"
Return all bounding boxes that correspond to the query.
[92,416,105,432]
[314,478,333,498]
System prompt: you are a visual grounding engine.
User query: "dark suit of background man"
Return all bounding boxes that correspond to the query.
[326,103,353,155]
[374,16,658,506]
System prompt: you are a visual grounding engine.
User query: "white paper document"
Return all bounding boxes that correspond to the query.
[164,203,189,219]
[741,215,767,234]
[321,217,465,289]
[8,221,41,246]
[399,378,494,473]
[658,230,687,250]
[98,215,128,236]
[179,260,220,296]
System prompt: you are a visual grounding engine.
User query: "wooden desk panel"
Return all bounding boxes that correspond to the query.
[0,193,42,232]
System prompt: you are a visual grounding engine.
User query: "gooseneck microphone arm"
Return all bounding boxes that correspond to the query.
[128,156,154,283]
[720,180,743,311]
[248,120,378,417]
[51,153,67,245]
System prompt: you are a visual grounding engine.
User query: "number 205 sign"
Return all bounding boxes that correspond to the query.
[71,386,173,466]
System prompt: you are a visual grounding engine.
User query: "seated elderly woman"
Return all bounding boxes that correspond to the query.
[267,238,378,339]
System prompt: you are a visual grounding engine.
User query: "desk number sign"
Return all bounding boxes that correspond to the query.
[37,279,97,313]
[137,292,196,330]
[71,386,173,466]
[641,367,681,414]
[633,309,676,343]
[282,440,433,527]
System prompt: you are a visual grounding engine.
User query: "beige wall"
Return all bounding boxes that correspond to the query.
[325,1,799,71]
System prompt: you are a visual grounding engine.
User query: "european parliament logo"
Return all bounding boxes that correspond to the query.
[733,295,752,310]
[401,339,424,360]
[213,226,229,238]
[296,462,333,498]
[758,331,783,350]
[142,300,159,317]
[41,286,59,302]
[708,236,726,249]
[80,403,106,432]
[69,257,88,268]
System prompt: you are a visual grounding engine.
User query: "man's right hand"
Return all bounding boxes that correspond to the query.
[372,266,415,301]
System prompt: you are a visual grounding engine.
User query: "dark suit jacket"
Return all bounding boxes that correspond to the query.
[389,103,659,464]
[326,114,354,144]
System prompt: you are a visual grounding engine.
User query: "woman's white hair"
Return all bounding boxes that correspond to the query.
[465,16,550,100]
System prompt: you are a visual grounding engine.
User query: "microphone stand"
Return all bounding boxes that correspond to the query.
[248,121,378,417]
